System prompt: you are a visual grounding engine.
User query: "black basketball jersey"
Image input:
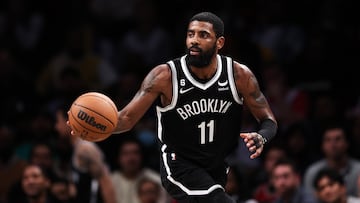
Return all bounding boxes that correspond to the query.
[156,54,244,171]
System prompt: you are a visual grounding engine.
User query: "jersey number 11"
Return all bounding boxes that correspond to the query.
[198,120,215,144]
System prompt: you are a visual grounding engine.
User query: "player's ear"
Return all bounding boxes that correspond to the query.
[216,36,225,50]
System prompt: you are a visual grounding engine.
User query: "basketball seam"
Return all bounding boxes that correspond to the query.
[78,93,118,122]
[73,102,116,126]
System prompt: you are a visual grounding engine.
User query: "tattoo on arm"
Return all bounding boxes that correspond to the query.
[138,71,156,97]
[248,75,267,107]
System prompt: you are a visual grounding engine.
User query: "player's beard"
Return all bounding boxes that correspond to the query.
[186,43,217,68]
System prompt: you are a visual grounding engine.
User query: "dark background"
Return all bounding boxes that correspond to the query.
[0,0,359,200]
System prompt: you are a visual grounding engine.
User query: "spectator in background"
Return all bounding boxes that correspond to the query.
[29,142,59,181]
[137,177,162,203]
[36,23,118,98]
[54,102,116,203]
[306,92,340,155]
[116,0,173,77]
[261,62,310,134]
[0,124,27,203]
[225,167,260,203]
[253,143,286,203]
[0,48,34,126]
[313,168,360,203]
[303,123,360,200]
[21,164,57,203]
[8,137,69,202]
[3,0,45,72]
[110,135,169,203]
[283,122,316,176]
[271,158,316,203]
[14,108,57,162]
[50,177,76,203]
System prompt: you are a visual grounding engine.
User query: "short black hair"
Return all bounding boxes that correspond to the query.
[321,121,349,142]
[117,135,144,157]
[29,141,54,160]
[272,157,299,174]
[313,168,345,190]
[137,177,161,194]
[190,12,224,38]
[23,164,50,179]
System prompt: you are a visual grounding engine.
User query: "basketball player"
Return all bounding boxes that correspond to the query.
[69,11,277,203]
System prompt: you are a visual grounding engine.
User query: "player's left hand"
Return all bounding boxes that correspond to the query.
[240,132,265,159]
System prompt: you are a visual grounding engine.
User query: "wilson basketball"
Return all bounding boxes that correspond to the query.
[68,92,118,142]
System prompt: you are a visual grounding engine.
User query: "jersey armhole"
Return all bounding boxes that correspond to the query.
[157,61,178,111]
[227,58,244,105]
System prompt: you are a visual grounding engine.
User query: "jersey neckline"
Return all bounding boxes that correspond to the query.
[180,54,222,90]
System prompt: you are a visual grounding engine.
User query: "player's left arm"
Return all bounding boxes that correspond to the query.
[233,62,278,159]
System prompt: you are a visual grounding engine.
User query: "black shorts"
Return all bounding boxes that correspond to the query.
[160,145,235,203]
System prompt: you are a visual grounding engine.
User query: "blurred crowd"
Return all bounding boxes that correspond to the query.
[0,0,359,203]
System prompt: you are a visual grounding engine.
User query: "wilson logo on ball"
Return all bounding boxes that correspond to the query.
[77,110,107,131]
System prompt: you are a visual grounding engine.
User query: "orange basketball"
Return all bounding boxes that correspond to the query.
[68,92,118,142]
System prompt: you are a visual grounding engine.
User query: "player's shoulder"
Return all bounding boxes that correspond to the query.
[231,60,254,79]
[232,60,251,71]
[143,64,172,91]
[151,64,172,80]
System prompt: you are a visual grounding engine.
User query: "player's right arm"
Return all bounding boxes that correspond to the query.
[113,64,172,134]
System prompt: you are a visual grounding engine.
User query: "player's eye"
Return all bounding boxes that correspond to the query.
[199,31,210,38]
[187,31,195,38]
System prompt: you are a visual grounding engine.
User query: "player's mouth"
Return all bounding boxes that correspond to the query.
[189,47,201,55]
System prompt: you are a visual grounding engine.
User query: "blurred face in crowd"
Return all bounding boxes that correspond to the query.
[30,144,53,170]
[118,141,142,175]
[51,180,76,202]
[138,179,160,203]
[22,165,50,199]
[271,164,300,197]
[322,128,348,160]
[264,147,286,174]
[315,176,346,203]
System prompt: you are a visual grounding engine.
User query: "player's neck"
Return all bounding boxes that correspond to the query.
[190,57,218,80]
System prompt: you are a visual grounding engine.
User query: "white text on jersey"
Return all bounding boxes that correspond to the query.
[176,98,232,120]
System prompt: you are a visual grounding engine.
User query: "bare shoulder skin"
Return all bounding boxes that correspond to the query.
[114,64,172,133]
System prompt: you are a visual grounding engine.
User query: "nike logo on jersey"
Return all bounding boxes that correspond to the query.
[218,80,228,87]
[179,87,194,94]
